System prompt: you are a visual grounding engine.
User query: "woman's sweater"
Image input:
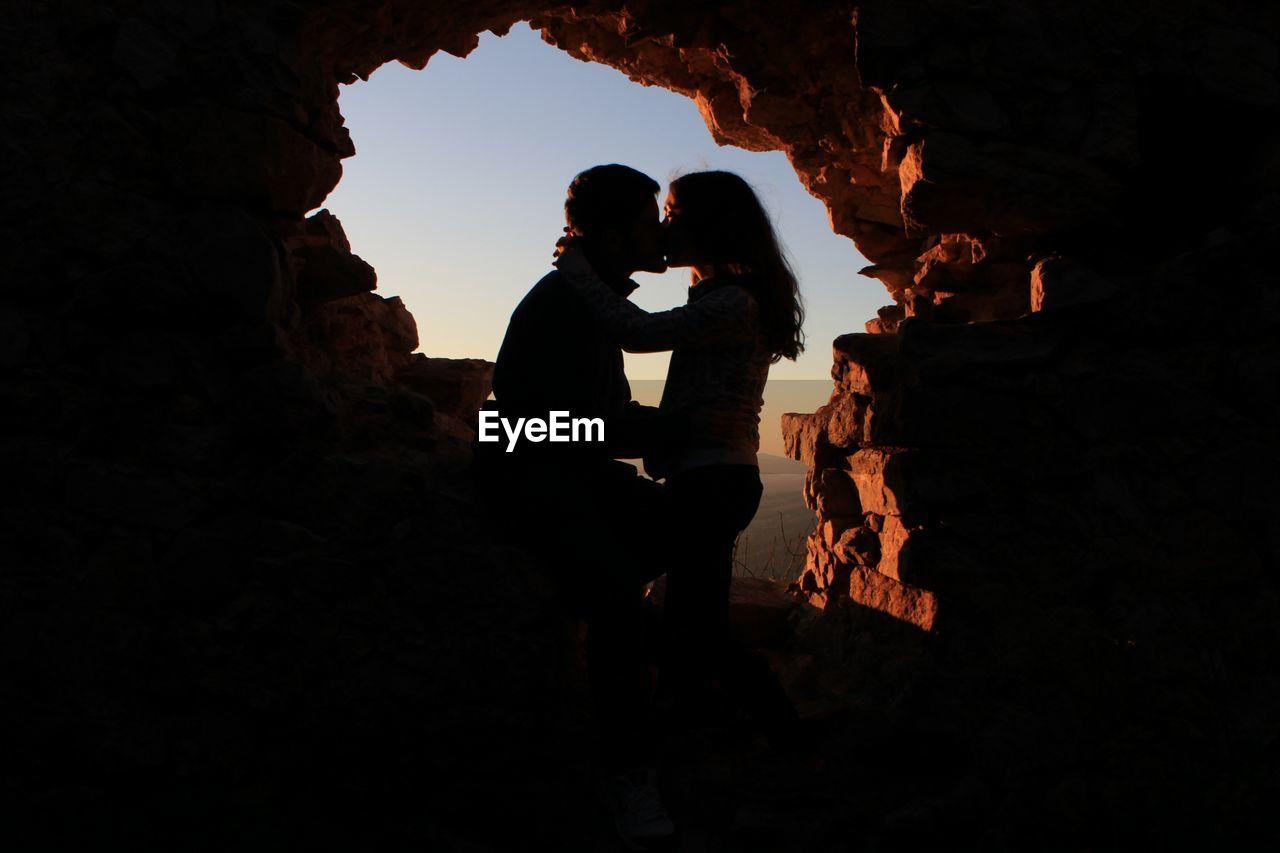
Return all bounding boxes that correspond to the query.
[553,250,772,478]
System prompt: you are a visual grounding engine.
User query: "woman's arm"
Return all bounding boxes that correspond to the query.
[553,248,755,353]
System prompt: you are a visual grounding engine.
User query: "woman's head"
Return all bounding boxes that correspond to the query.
[662,170,805,362]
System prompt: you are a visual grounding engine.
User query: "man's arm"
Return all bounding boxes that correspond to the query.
[553,249,758,353]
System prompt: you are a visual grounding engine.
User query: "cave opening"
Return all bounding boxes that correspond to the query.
[282,3,958,661]
[313,18,891,582]
[317,20,878,440]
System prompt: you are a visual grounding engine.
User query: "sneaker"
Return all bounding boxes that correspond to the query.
[601,767,676,850]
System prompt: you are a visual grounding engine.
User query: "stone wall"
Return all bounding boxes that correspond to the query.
[544,2,1280,839]
[3,0,1278,847]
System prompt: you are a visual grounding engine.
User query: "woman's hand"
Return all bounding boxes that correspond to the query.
[553,241,595,279]
[552,228,586,259]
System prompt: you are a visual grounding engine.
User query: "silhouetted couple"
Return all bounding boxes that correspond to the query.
[472,164,805,849]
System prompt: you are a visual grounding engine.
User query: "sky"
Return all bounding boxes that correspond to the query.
[319,21,888,382]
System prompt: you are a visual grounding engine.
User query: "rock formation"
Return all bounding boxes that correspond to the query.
[3,0,1278,848]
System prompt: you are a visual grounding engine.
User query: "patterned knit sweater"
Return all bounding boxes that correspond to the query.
[554,249,773,478]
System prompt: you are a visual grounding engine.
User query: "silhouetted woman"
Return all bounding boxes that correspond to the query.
[554,169,804,743]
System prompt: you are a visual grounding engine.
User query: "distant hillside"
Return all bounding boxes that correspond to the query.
[735,453,814,583]
[755,451,809,476]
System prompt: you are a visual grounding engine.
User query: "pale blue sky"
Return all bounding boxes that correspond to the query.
[320,22,887,379]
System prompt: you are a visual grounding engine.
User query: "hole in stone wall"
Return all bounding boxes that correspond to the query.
[317,22,887,582]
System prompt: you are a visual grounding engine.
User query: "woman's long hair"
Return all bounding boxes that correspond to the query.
[668,171,805,363]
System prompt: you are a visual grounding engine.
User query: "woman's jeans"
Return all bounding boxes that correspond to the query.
[658,463,763,700]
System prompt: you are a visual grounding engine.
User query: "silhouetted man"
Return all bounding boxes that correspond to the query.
[472,164,678,846]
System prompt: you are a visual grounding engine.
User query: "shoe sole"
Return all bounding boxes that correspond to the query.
[595,781,676,851]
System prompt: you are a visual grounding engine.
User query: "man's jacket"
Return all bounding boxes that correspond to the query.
[476,269,675,473]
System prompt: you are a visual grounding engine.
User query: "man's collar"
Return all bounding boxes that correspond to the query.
[606,276,639,298]
[577,251,639,297]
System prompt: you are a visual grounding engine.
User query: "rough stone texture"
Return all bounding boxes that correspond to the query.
[4,0,1280,848]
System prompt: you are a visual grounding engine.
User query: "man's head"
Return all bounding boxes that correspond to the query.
[564,164,667,276]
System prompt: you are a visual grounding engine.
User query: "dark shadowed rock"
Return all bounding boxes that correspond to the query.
[3,0,1279,849]
[397,354,494,424]
[286,209,378,304]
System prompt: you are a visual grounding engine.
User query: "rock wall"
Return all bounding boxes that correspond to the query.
[543,2,1280,840]
[3,0,1278,847]
[1,2,576,847]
